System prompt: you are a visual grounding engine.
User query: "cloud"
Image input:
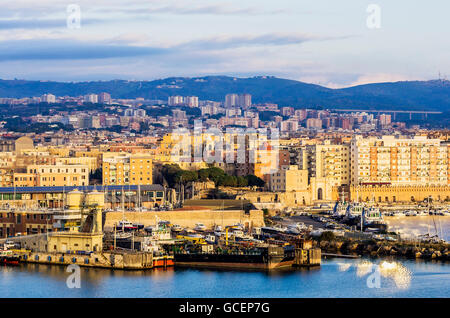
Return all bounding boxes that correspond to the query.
[175,33,346,51]
[1,1,288,20]
[0,32,347,62]
[317,73,422,89]
[0,39,167,61]
[139,3,287,15]
[0,18,102,30]
[345,73,421,87]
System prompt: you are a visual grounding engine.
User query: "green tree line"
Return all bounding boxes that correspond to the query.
[161,164,265,188]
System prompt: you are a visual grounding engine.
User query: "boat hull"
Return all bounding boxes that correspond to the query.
[174,247,295,270]
[0,256,20,265]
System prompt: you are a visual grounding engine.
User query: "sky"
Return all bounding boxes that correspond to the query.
[0,0,449,88]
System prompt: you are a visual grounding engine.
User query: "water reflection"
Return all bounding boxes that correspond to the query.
[379,261,411,289]
[1,258,449,297]
[337,259,412,290]
[9,263,176,286]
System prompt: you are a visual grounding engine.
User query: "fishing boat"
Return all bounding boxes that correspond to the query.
[333,190,349,218]
[345,202,364,219]
[0,249,20,266]
[117,220,138,231]
[362,206,387,231]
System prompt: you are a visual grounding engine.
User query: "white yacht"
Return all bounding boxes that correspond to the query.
[194,223,207,232]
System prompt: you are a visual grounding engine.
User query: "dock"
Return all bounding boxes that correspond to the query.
[12,249,174,270]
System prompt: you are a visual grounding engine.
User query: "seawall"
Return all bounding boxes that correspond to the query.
[105,209,265,229]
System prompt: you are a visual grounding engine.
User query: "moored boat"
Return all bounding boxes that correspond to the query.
[0,250,20,266]
[362,206,387,231]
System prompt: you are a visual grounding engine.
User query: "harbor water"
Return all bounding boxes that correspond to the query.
[1,258,449,297]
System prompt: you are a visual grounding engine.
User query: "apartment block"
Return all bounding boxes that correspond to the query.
[351,135,450,186]
[269,165,308,192]
[103,154,153,185]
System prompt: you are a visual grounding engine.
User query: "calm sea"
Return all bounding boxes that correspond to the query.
[1,258,449,298]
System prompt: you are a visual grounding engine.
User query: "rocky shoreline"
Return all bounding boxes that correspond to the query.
[313,237,450,261]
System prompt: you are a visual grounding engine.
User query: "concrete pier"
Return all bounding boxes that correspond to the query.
[16,250,157,270]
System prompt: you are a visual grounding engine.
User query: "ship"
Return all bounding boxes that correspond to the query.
[362,206,387,231]
[0,250,20,266]
[173,245,296,270]
[117,220,138,231]
[333,201,349,218]
[333,189,348,218]
[346,202,364,219]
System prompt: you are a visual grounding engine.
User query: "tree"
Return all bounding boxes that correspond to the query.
[198,169,210,182]
[236,176,248,187]
[139,121,150,132]
[174,170,198,184]
[245,174,265,187]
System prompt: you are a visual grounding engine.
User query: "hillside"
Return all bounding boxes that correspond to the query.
[0,76,449,111]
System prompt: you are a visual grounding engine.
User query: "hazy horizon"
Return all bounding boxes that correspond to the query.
[1,0,449,88]
[0,74,446,90]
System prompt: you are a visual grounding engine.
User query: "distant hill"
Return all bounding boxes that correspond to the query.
[0,76,449,111]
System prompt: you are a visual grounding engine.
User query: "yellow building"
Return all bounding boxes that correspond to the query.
[56,157,99,172]
[13,172,37,187]
[351,135,449,186]
[14,136,34,152]
[300,142,351,188]
[25,164,89,187]
[47,232,103,253]
[103,154,153,185]
[297,141,350,201]
[269,165,308,192]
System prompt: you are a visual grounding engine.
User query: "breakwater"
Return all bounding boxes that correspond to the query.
[315,238,450,261]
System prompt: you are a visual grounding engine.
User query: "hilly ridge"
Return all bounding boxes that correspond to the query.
[0,76,449,111]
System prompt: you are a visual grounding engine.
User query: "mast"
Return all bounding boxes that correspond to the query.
[121,186,125,232]
[138,184,141,212]
[361,206,364,232]
[114,223,117,249]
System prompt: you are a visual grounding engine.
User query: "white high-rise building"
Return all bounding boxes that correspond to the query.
[168,96,184,106]
[41,94,56,103]
[225,94,239,108]
[185,96,199,107]
[99,92,111,104]
[238,94,252,108]
[84,94,98,104]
